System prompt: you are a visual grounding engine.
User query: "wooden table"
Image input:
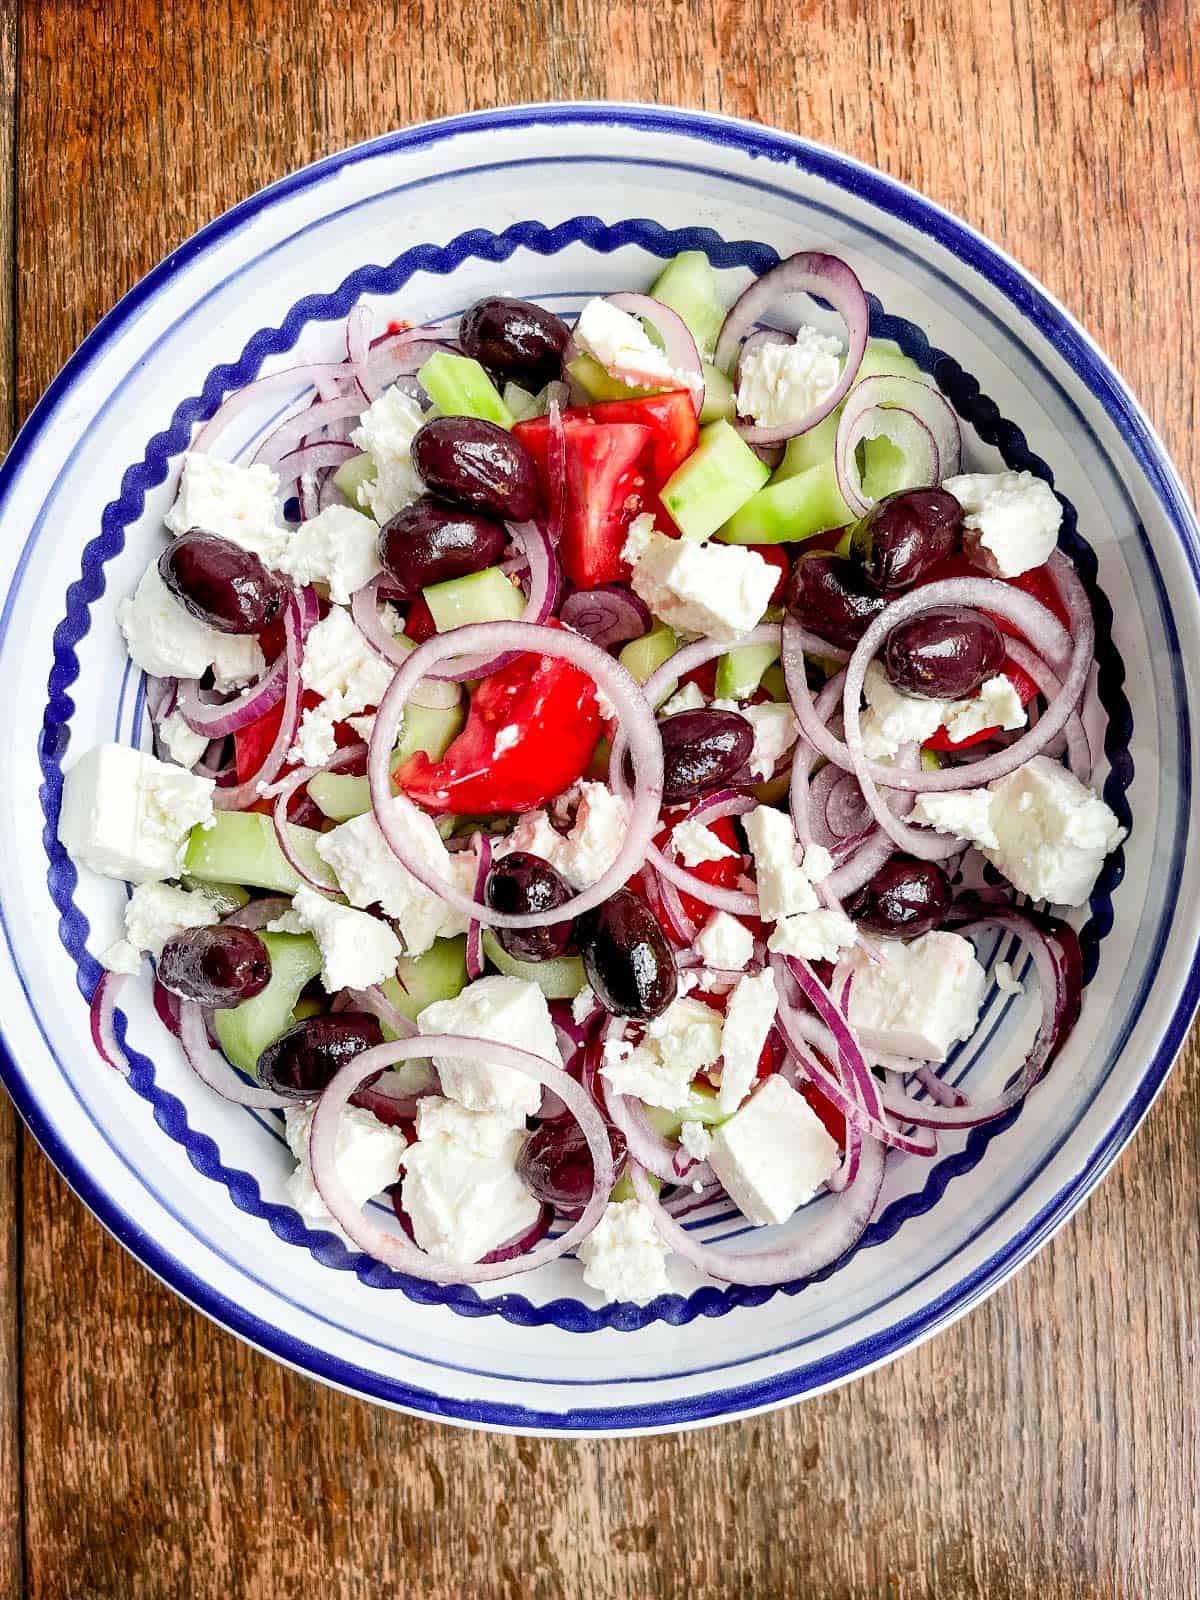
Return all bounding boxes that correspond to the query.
[0,3,1196,1595]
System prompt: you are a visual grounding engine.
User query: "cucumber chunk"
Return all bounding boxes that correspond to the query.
[716,458,853,545]
[759,663,789,703]
[715,640,781,700]
[566,354,652,403]
[699,362,735,424]
[619,621,679,689]
[417,352,514,428]
[332,451,377,509]
[661,419,770,542]
[423,566,524,631]
[502,381,542,423]
[644,1084,726,1140]
[179,877,250,914]
[480,931,586,1000]
[213,932,323,1075]
[611,1170,661,1203]
[308,703,465,820]
[649,251,725,361]
[381,935,469,1027]
[183,812,327,896]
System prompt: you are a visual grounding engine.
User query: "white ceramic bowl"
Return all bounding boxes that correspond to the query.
[0,105,1196,1436]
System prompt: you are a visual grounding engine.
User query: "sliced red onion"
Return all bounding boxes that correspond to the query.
[348,576,461,714]
[178,999,290,1108]
[560,585,651,649]
[653,868,699,945]
[546,394,567,550]
[714,253,869,443]
[345,304,377,402]
[189,361,362,455]
[835,376,943,518]
[275,440,357,493]
[663,1178,726,1218]
[336,986,417,1042]
[253,393,367,469]
[214,590,308,811]
[222,895,293,931]
[369,622,663,929]
[912,1064,969,1109]
[176,656,287,738]
[645,789,759,918]
[422,521,563,683]
[90,972,130,1076]
[152,977,183,1039]
[1003,636,1092,780]
[367,329,457,391]
[465,834,491,979]
[598,1021,712,1185]
[604,292,705,415]
[267,742,366,894]
[309,1034,614,1279]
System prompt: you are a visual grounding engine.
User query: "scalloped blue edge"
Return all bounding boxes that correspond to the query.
[35,213,1132,1336]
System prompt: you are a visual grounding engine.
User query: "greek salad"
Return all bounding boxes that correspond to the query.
[59,248,1125,1303]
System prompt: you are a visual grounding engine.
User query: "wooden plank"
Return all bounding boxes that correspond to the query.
[12,1,1200,1596]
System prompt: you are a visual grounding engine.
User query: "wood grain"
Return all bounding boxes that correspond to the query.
[7,1,1200,1596]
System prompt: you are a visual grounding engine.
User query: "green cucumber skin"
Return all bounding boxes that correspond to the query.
[648,251,725,361]
[423,566,525,631]
[332,452,377,508]
[417,352,514,428]
[619,621,678,687]
[699,363,735,424]
[480,930,586,1000]
[715,640,782,700]
[183,812,327,896]
[213,932,323,1075]
[567,355,650,403]
[661,419,771,543]
[716,459,852,545]
[644,1085,725,1140]
[381,935,468,1027]
[308,703,465,821]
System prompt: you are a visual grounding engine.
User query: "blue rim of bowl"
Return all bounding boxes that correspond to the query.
[0,103,1195,1431]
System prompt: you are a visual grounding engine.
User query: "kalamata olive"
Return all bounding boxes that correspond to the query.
[660,709,755,802]
[378,496,509,598]
[157,925,273,1008]
[517,1117,628,1213]
[459,296,571,389]
[883,606,1007,701]
[846,856,952,938]
[485,850,577,961]
[257,1013,385,1099]
[785,553,889,652]
[159,531,286,634]
[847,488,963,592]
[578,890,677,1020]
[411,416,540,521]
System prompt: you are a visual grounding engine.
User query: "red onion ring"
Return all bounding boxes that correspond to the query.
[596,1020,715,1187]
[559,585,651,649]
[348,575,462,711]
[421,521,563,683]
[178,999,290,1108]
[176,656,287,738]
[345,305,377,402]
[90,972,130,1076]
[714,253,870,444]
[253,392,367,469]
[275,440,358,492]
[214,590,310,811]
[336,985,417,1042]
[834,373,962,516]
[309,1034,614,1280]
[604,292,705,415]
[1002,637,1092,780]
[189,361,362,455]
[266,742,367,893]
[367,330,458,391]
[465,834,491,980]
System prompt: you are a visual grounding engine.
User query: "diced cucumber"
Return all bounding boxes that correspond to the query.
[855,338,922,386]
[699,362,735,424]
[649,251,725,361]
[179,877,250,914]
[922,748,943,772]
[424,566,524,631]
[308,703,465,820]
[643,1084,726,1141]
[213,932,323,1075]
[661,420,770,543]
[502,381,542,423]
[585,735,611,782]
[716,458,853,545]
[332,451,377,509]
[292,996,324,1022]
[611,1170,660,1203]
[381,935,468,1027]
[772,412,840,479]
[759,663,789,703]
[481,931,586,1000]
[307,772,372,822]
[619,621,678,687]
[861,434,918,501]
[417,352,514,428]
[715,640,781,701]
[183,812,327,896]
[567,354,652,403]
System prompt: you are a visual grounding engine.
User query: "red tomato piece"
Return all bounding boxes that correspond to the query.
[403,594,438,644]
[637,815,745,937]
[798,1077,848,1149]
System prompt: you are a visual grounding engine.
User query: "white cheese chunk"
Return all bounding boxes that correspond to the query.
[416,975,560,1125]
[99,939,141,975]
[693,911,754,972]
[942,470,1062,578]
[679,1119,714,1162]
[994,960,1023,995]
[284,1101,407,1240]
[942,676,1026,744]
[743,805,819,920]
[495,783,630,890]
[288,884,402,992]
[911,788,999,849]
[574,298,686,391]
[708,1074,840,1226]
[600,997,724,1110]
[571,984,598,1025]
[843,931,986,1061]
[157,709,211,770]
[124,881,218,956]
[630,531,778,641]
[767,908,857,964]
[290,605,395,767]
[118,563,265,689]
[621,511,659,566]
[717,969,778,1113]
[350,385,425,524]
[577,1198,672,1305]
[735,326,843,429]
[277,504,384,604]
[860,661,1026,759]
[659,681,706,717]
[58,743,215,884]
[165,452,288,567]
[671,818,738,868]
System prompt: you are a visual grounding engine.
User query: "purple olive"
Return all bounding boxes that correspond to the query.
[884,606,1007,701]
[159,532,286,634]
[660,709,755,802]
[411,416,540,521]
[257,1013,385,1098]
[459,296,570,389]
[485,851,577,961]
[847,488,963,592]
[846,856,952,937]
[578,890,677,1020]
[157,925,273,1008]
[378,496,509,598]
[517,1118,628,1213]
[785,553,889,652]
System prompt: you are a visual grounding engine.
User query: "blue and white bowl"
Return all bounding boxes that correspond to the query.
[0,104,1196,1436]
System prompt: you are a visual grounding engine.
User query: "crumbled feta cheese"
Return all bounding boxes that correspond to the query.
[165,452,288,567]
[284,1100,407,1240]
[571,984,597,1025]
[399,1096,540,1265]
[768,909,857,964]
[843,931,986,1061]
[157,709,210,770]
[99,939,141,975]
[287,884,403,992]
[735,326,843,429]
[708,1075,840,1226]
[416,975,560,1125]
[621,511,659,566]
[118,563,265,689]
[714,699,798,780]
[577,1198,672,1305]
[994,960,1023,995]
[943,470,1062,578]
[911,787,999,849]
[290,605,395,767]
[124,881,218,956]
[601,997,725,1110]
[315,800,472,956]
[58,744,215,884]
[495,783,629,890]
[717,969,778,1113]
[942,676,1027,744]
[743,805,819,919]
[574,298,686,391]
[277,504,384,604]
[630,531,778,641]
[659,682,706,717]
[679,1119,713,1163]
[859,662,1026,759]
[693,911,754,971]
[350,385,425,523]
[672,817,738,868]
[803,842,834,884]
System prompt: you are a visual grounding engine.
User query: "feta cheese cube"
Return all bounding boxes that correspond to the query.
[717,969,778,1113]
[99,939,141,975]
[118,563,265,689]
[277,504,384,604]
[58,743,215,884]
[659,681,706,717]
[980,755,1124,905]
[843,931,986,1061]
[735,326,843,429]
[574,298,686,392]
[859,662,948,758]
[165,452,287,567]
[767,908,857,964]
[124,881,218,956]
[911,787,999,849]
[288,884,402,993]
[577,1198,671,1304]
[941,675,1026,744]
[571,984,597,1025]
[400,1096,540,1264]
[630,532,778,642]
[672,818,738,868]
[679,1119,714,1162]
[743,805,819,919]
[708,1074,840,1226]
[284,1101,407,1239]
[803,842,834,884]
[495,784,629,890]
[499,808,569,866]
[416,975,560,1125]
[350,385,425,524]
[621,511,659,566]
[942,470,1062,578]
[157,709,211,770]
[290,605,395,767]
[316,800,472,956]
[601,997,724,1110]
[693,911,754,972]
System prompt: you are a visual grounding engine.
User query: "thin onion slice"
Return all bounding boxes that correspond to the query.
[190,361,362,455]
[178,1000,290,1108]
[214,590,312,811]
[465,834,491,980]
[834,373,963,517]
[559,585,651,649]
[90,972,130,1076]
[422,522,563,683]
[604,292,705,415]
[176,655,288,738]
[266,742,367,893]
